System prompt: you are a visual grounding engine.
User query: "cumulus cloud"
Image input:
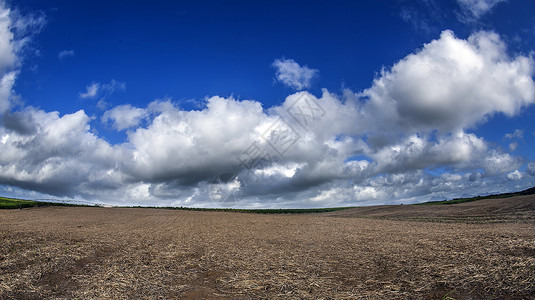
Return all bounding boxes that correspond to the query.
[102,104,147,131]
[0,4,16,75]
[79,82,99,99]
[483,150,519,175]
[361,30,534,134]
[124,97,268,185]
[0,90,533,207]
[507,170,522,180]
[272,58,318,90]
[457,0,505,19]
[3,88,528,207]
[0,4,534,209]
[0,4,16,114]
[367,131,491,174]
[58,49,74,60]
[0,108,123,197]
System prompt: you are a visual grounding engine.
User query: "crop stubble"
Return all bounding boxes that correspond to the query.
[1,195,534,299]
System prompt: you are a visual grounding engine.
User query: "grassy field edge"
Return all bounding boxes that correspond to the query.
[0,197,88,209]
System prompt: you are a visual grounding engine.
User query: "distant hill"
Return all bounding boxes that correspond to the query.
[327,190,535,223]
[419,186,535,205]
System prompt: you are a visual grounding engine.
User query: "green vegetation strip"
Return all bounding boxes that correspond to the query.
[0,197,86,209]
[0,197,48,209]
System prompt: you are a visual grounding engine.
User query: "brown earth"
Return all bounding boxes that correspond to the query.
[325,194,535,223]
[1,195,534,299]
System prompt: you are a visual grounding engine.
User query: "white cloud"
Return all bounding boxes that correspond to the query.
[507,169,522,180]
[96,99,108,110]
[0,70,16,113]
[0,1,45,114]
[0,3,16,75]
[527,163,535,176]
[58,49,74,60]
[0,3,16,114]
[361,30,535,133]
[272,58,318,90]
[124,97,267,184]
[0,90,532,208]
[0,108,123,197]
[353,185,386,202]
[102,79,126,93]
[102,104,147,131]
[8,5,46,41]
[483,150,519,175]
[79,79,125,99]
[505,129,524,139]
[457,0,505,19]
[79,82,100,99]
[368,131,489,174]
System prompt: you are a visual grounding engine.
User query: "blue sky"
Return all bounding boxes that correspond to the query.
[1,0,534,207]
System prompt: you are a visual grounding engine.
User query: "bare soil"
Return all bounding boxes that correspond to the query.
[326,194,535,223]
[1,195,534,299]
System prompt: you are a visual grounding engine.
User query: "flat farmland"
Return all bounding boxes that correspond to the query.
[1,196,534,299]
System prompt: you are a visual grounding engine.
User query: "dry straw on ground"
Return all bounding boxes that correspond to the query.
[1,195,534,299]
